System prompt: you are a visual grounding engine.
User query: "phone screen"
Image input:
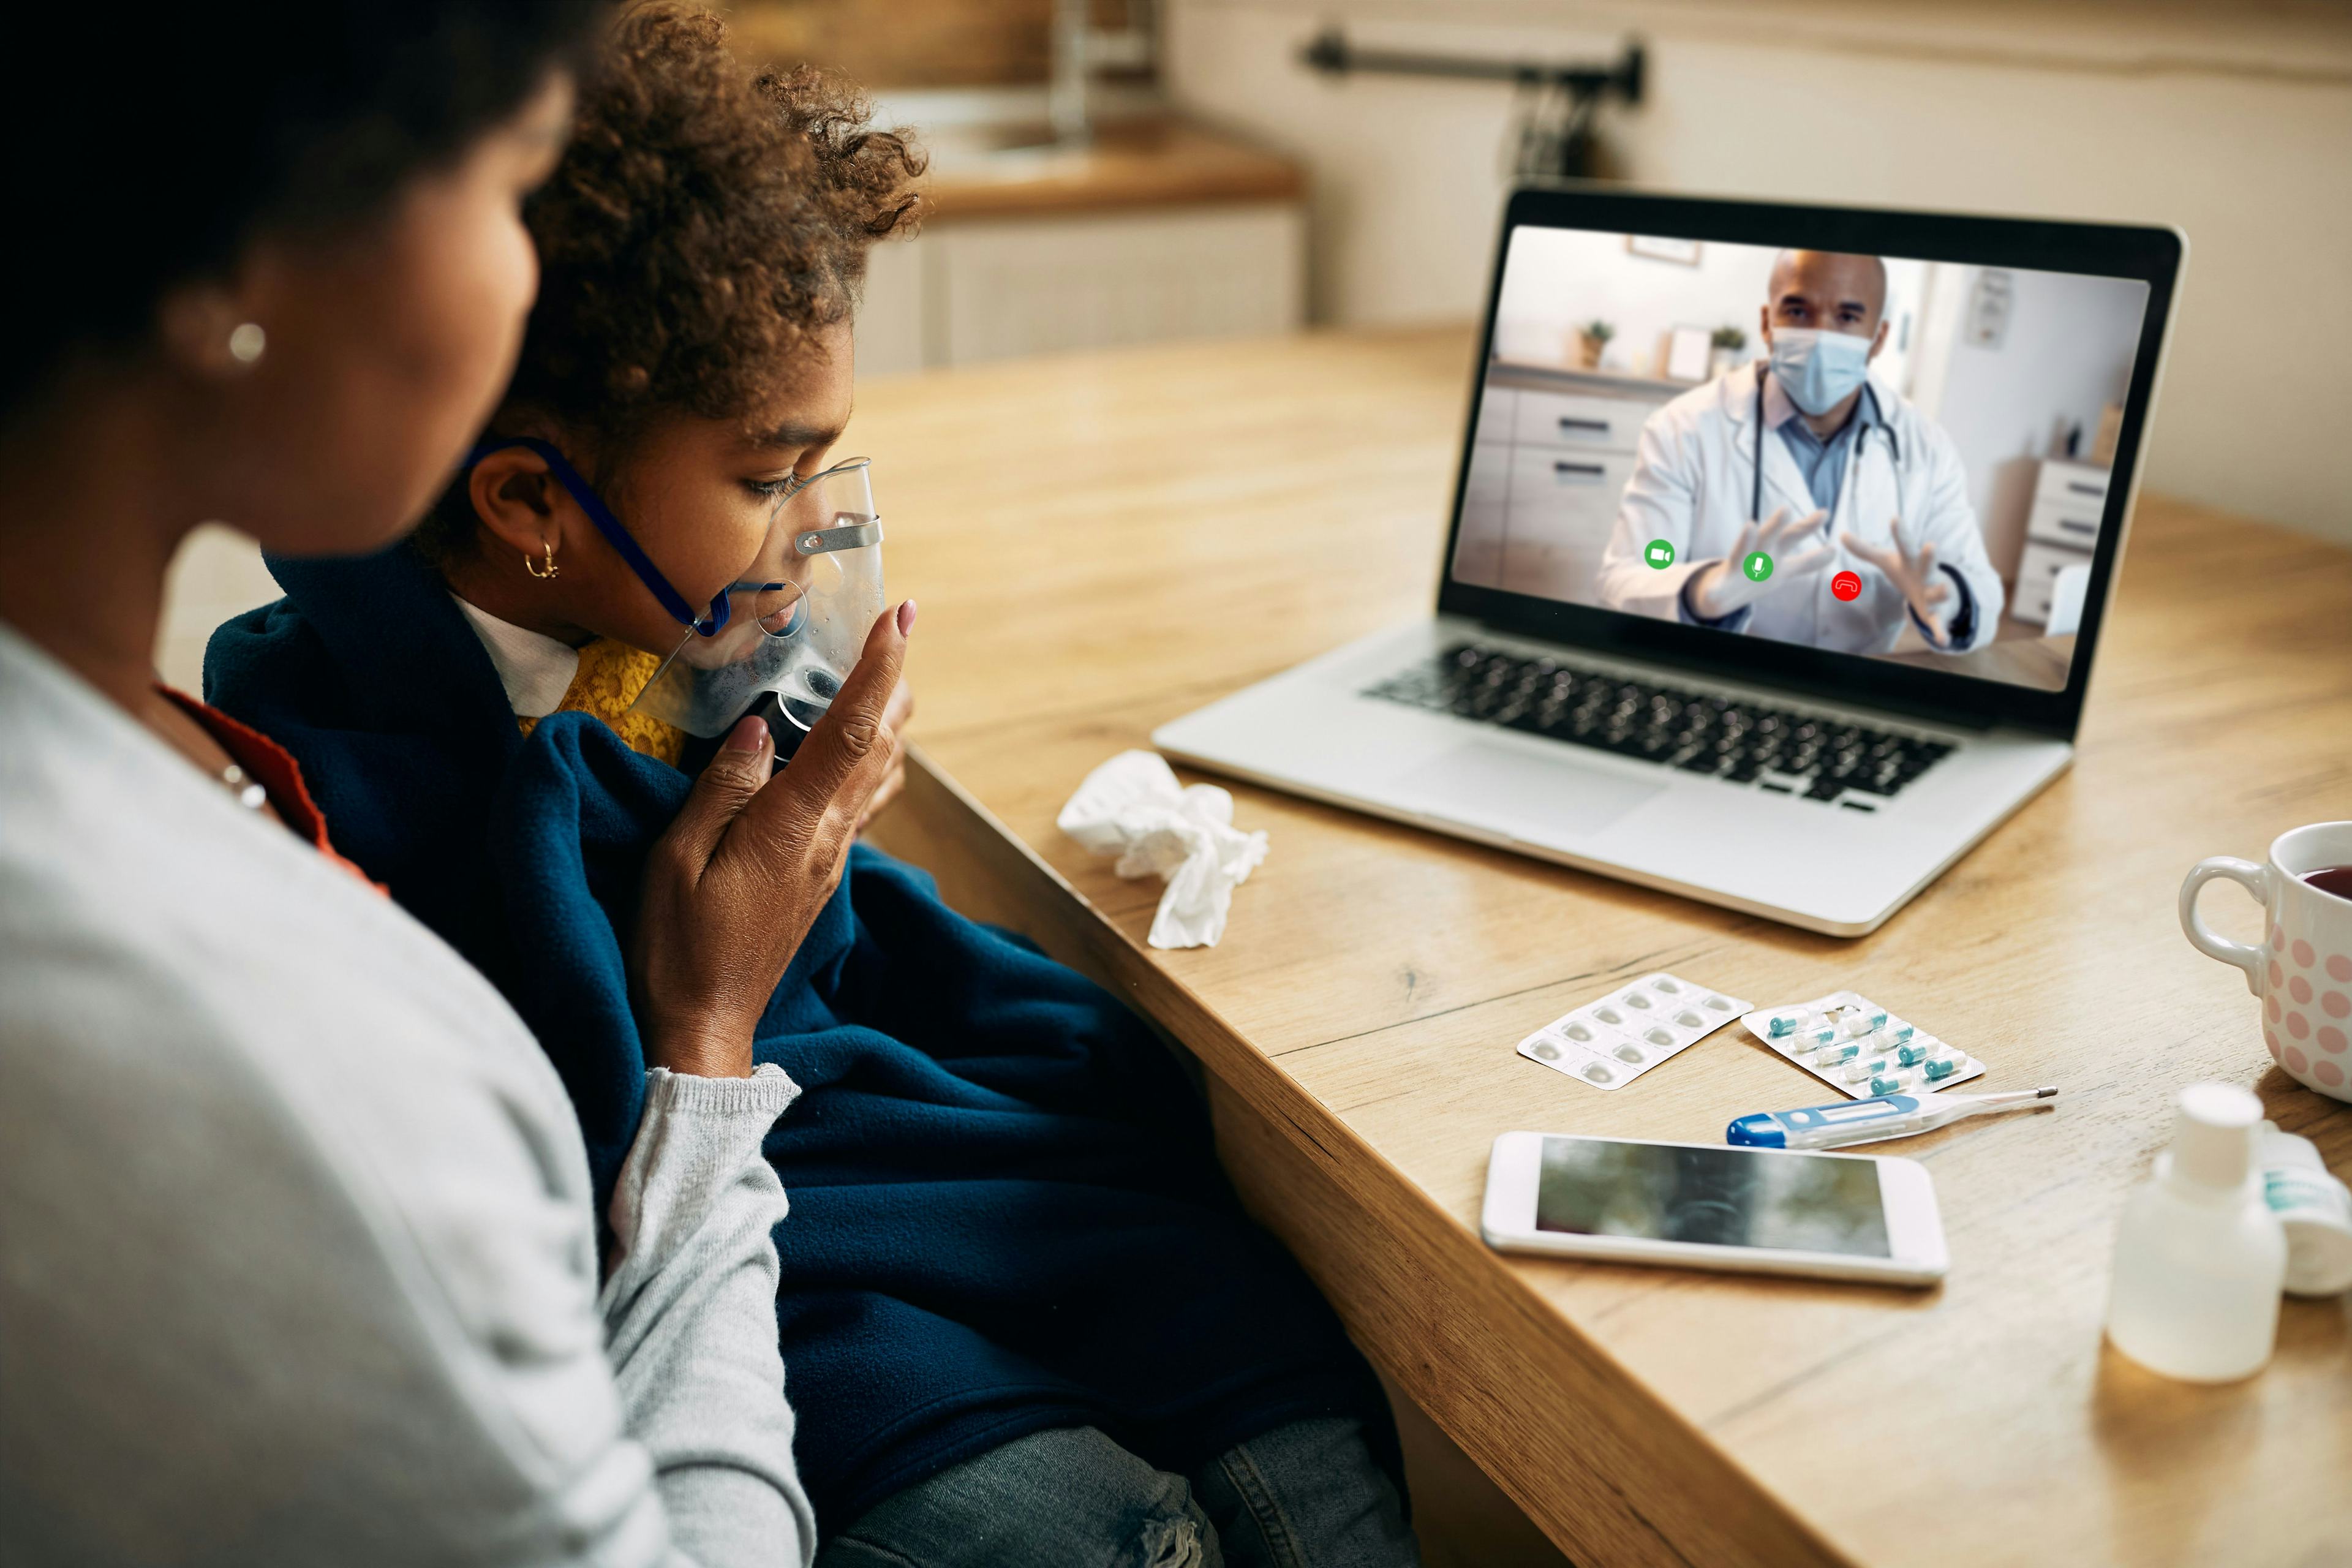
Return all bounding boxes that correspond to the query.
[1536,1137,1891,1257]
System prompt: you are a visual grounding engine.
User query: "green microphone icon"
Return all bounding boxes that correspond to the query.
[1743,551,1773,582]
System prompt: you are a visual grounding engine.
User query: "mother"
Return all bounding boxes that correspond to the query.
[0,7,908,1562]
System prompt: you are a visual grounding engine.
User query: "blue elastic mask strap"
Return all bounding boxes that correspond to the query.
[467,436,727,636]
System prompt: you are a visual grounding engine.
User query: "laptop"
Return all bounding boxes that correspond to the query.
[1155,187,2183,935]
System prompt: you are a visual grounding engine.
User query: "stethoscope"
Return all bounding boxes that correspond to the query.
[1749,362,1905,530]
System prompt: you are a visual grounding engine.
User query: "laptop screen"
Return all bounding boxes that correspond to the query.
[1449,210,2163,704]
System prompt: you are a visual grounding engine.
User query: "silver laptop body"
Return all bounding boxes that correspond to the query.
[1156,187,2183,936]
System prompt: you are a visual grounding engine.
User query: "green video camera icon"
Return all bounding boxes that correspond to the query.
[1644,538,1675,570]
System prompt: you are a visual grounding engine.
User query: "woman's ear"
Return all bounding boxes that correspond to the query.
[155,281,269,380]
[467,446,565,560]
[154,243,292,379]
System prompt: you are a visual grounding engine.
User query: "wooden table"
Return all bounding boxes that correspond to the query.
[853,327,2352,1568]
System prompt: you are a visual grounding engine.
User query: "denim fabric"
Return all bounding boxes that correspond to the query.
[815,1419,1419,1568]
[1191,1417,1421,1568]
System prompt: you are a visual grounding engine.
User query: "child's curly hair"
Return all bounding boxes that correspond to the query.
[421,2,922,554]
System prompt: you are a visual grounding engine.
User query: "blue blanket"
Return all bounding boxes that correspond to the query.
[205,543,1392,1527]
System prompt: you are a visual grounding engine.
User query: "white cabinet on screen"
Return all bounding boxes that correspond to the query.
[855,203,1306,373]
[1451,366,1678,601]
[1452,387,1516,587]
[2011,458,2111,625]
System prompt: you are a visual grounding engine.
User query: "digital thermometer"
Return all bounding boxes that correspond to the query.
[1727,1087,2059,1152]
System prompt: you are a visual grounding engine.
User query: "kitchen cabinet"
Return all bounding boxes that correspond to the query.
[858,203,1303,372]
[853,116,1306,373]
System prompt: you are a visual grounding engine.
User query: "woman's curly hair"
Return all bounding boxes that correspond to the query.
[422,2,922,552]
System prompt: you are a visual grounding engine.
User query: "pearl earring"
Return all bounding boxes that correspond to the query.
[227,323,266,365]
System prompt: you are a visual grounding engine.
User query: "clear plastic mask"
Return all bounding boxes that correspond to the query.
[632,457,884,739]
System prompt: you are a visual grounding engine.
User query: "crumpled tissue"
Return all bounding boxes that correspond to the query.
[1057,750,1268,949]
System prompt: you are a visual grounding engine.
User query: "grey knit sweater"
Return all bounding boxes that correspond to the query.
[0,620,815,1566]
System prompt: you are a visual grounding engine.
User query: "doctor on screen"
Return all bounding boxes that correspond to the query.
[1594,250,2003,655]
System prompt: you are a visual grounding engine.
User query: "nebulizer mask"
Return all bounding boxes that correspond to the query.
[633,456,884,746]
[467,439,883,753]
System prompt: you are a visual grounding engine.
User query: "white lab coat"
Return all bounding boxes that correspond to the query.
[1594,364,2003,654]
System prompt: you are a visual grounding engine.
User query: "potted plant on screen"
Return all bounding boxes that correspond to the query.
[1577,318,1615,369]
[1709,325,1749,379]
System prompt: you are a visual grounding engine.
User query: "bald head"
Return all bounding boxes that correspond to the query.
[1764,250,1888,336]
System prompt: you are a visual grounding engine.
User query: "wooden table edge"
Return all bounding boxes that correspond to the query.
[874,747,1863,1568]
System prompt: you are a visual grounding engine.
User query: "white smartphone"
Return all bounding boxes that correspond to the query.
[1480,1131,1948,1286]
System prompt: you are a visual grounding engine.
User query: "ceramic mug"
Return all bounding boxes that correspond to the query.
[2181,821,2352,1101]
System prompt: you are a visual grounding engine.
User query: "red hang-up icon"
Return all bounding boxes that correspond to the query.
[1831,570,1863,601]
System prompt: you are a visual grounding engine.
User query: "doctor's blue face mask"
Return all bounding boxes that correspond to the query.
[1767,327,1875,417]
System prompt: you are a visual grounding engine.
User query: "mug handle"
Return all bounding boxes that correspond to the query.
[2179,856,2273,996]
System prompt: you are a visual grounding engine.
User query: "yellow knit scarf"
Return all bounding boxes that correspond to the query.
[518,638,689,767]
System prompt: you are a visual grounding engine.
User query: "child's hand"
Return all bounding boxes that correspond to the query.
[628,600,916,1077]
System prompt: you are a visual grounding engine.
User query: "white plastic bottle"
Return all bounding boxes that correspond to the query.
[2105,1083,2287,1382]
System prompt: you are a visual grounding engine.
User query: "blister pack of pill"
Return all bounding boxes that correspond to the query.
[1740,991,1984,1099]
[1517,973,1752,1091]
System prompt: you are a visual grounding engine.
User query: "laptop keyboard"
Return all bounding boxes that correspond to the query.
[1364,643,1954,809]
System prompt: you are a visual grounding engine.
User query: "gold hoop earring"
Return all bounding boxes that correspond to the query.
[524,541,560,579]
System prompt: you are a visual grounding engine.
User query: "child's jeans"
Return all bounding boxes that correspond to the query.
[814,1416,1421,1568]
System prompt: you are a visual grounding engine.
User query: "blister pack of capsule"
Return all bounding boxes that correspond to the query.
[1740,992,1984,1099]
[1517,973,1752,1091]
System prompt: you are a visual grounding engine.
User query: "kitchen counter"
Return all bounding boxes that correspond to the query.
[916,114,1303,222]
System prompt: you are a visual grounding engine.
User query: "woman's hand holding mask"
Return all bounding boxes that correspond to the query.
[859,671,915,831]
[629,600,916,1077]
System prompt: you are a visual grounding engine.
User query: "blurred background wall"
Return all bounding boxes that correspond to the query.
[1160,0,2352,543]
[156,0,2352,689]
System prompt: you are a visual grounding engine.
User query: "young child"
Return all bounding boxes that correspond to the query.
[206,9,1419,1564]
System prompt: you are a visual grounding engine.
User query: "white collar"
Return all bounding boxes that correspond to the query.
[449,596,579,718]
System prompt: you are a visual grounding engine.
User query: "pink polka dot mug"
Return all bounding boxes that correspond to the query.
[2182,821,2352,1101]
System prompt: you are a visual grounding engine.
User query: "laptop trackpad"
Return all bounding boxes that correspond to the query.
[1392,741,1662,841]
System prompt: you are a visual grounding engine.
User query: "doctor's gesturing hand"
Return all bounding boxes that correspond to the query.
[630,600,915,1079]
[1685,505,1832,620]
[1843,518,1953,647]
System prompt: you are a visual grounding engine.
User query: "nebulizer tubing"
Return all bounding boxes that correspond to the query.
[467,436,734,636]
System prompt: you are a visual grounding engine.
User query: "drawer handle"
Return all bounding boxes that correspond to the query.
[2057,518,2097,537]
[1557,417,1611,435]
[1553,461,1605,480]
[2065,481,2105,497]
